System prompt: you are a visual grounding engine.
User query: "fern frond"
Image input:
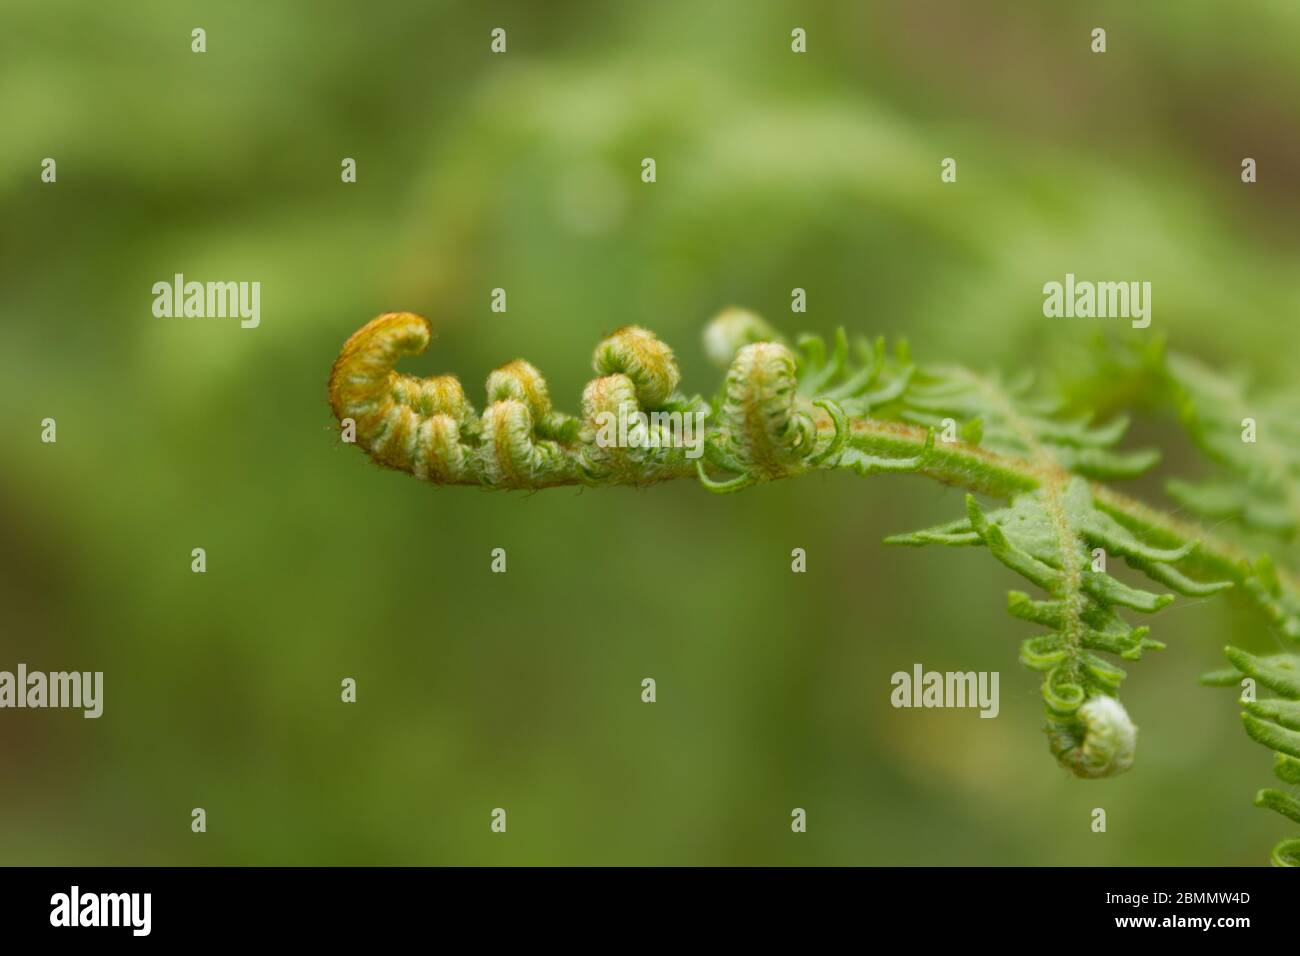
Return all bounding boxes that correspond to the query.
[1203,647,1300,866]
[860,345,1232,779]
[1167,361,1300,640]
[888,475,1226,777]
[1164,353,1300,539]
[328,307,1295,789]
[1090,488,1300,643]
[899,364,1160,481]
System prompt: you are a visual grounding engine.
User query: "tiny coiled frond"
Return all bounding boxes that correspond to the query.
[329,313,702,489]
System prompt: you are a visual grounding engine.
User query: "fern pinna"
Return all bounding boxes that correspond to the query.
[329,306,1300,863]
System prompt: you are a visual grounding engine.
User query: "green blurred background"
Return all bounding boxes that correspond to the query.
[2,0,1297,865]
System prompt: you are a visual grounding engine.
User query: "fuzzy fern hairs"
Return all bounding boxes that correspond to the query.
[330,307,1300,858]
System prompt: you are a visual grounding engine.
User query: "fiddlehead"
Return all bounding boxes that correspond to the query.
[593,325,682,408]
[1048,695,1137,779]
[327,313,703,489]
[702,307,784,368]
[702,342,819,488]
[329,312,480,479]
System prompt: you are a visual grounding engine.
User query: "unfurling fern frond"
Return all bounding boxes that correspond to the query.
[861,346,1229,778]
[888,477,1227,777]
[327,306,1294,800]
[1203,647,1300,867]
[329,313,705,489]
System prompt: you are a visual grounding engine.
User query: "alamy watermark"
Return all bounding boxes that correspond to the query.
[50,886,150,936]
[890,663,999,718]
[0,664,103,718]
[592,405,708,459]
[1042,273,1151,329]
[152,273,260,329]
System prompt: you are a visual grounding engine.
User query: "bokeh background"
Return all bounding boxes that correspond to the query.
[2,0,1297,865]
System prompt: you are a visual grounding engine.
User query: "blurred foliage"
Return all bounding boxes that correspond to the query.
[0,0,1297,864]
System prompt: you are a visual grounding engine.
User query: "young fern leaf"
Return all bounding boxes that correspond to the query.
[1071,340,1300,642]
[888,476,1226,778]
[1202,647,1300,867]
[1163,353,1300,538]
[899,365,1160,481]
[1165,355,1300,641]
[872,350,1225,778]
